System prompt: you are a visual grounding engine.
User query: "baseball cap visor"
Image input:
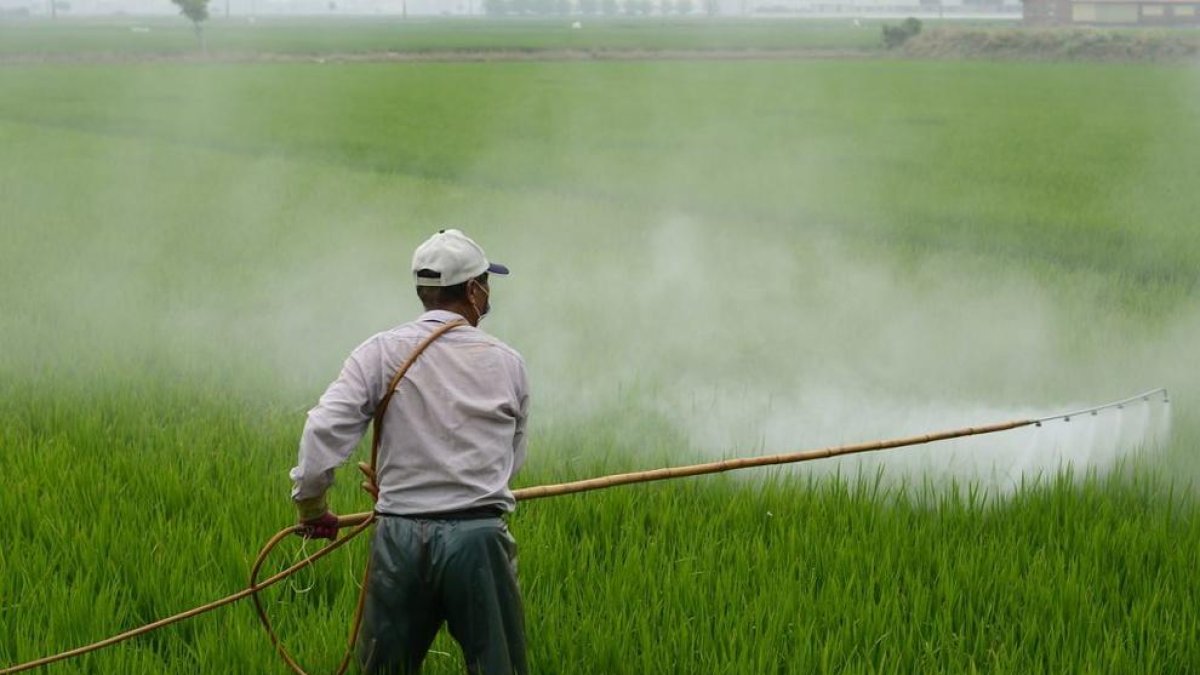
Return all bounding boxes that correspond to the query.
[487,262,510,276]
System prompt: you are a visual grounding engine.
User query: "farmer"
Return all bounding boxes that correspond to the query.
[288,229,530,675]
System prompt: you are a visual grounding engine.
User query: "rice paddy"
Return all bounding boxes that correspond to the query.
[1,18,1198,674]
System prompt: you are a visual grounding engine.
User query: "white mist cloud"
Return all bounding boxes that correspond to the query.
[487,212,1189,493]
[4,59,1194,496]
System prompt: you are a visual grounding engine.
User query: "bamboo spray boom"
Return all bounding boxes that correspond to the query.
[327,388,1170,529]
[335,418,1036,529]
[0,387,1170,674]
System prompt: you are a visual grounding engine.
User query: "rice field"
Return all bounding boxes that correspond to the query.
[1,19,1199,674]
[0,16,888,57]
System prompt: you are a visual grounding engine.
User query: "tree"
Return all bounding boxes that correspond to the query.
[601,0,618,13]
[881,17,921,48]
[483,0,508,14]
[579,0,598,13]
[676,0,693,12]
[170,0,210,53]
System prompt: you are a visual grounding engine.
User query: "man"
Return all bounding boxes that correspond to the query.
[288,229,530,675]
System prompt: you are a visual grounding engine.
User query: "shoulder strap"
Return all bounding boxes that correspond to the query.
[359,319,467,498]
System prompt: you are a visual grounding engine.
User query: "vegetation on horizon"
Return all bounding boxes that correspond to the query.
[169,0,212,51]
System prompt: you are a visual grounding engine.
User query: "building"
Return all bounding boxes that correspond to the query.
[1026,0,1200,24]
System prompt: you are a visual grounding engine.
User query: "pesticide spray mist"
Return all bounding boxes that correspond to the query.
[481,215,1184,497]
[1,60,1195,498]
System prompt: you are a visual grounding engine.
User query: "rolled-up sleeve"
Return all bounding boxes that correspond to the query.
[289,341,380,501]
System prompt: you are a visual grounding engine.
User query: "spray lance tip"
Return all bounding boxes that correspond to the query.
[1032,387,1169,427]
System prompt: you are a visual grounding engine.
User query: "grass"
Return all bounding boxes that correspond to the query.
[1,61,1196,293]
[2,378,1197,672]
[2,26,1199,674]
[2,380,1197,673]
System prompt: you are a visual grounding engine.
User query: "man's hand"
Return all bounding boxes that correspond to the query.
[294,494,339,540]
[358,462,379,500]
[296,511,340,541]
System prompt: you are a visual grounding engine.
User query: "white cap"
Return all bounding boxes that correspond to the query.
[411,229,510,287]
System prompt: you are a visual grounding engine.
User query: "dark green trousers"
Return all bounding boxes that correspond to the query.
[356,515,527,675]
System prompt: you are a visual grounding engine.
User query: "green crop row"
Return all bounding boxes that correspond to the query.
[2,378,1197,673]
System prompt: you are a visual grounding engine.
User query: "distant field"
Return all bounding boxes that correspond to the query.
[0,17,894,56]
[2,33,1199,675]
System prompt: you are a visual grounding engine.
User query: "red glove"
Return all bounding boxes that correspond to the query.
[296,511,340,541]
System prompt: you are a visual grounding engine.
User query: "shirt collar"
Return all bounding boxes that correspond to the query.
[420,309,470,325]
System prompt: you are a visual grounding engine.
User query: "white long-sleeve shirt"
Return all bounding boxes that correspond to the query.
[290,309,529,515]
